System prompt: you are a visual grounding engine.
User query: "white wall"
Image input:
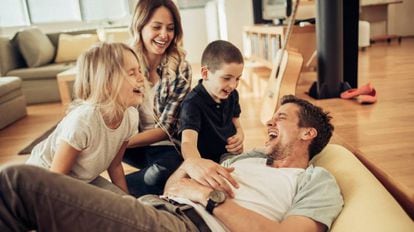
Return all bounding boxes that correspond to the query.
[179,0,254,63]
[180,7,208,63]
[205,1,220,42]
[222,0,254,51]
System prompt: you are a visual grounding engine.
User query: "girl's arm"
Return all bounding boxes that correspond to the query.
[107,141,129,193]
[50,141,81,174]
[226,117,244,154]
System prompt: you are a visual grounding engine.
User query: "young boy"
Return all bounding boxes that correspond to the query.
[178,40,244,195]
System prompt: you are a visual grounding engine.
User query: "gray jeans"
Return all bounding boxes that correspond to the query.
[0,165,200,232]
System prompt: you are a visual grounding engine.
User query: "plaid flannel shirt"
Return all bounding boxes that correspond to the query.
[153,59,192,136]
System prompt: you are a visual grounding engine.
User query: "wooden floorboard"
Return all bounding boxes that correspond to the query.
[1,38,413,218]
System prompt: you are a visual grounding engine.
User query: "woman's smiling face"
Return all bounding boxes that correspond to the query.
[141,6,175,58]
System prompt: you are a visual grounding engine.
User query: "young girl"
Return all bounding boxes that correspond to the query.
[26,43,145,193]
[124,0,192,196]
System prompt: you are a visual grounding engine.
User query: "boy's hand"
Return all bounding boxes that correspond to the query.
[183,158,239,197]
[226,130,244,154]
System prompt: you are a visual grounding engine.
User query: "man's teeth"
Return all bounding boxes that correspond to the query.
[269,132,278,139]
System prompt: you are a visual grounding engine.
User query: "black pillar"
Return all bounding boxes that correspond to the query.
[344,0,359,88]
[309,0,358,99]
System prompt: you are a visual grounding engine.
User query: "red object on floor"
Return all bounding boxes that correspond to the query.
[340,83,373,99]
[357,88,377,104]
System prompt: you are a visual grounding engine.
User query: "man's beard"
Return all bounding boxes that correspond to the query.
[269,142,294,161]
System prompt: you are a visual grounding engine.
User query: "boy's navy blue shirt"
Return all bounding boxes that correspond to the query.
[179,80,241,163]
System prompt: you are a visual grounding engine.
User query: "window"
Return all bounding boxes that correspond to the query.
[27,0,81,23]
[80,0,130,21]
[0,0,130,28]
[177,0,209,9]
[0,0,29,27]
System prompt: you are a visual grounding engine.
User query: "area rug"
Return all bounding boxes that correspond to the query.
[18,124,57,155]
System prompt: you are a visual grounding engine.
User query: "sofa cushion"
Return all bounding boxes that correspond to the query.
[54,33,99,63]
[0,77,22,98]
[7,63,74,81]
[0,95,27,129]
[0,37,26,76]
[15,28,56,68]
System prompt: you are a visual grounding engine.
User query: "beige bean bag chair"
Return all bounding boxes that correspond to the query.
[312,144,413,232]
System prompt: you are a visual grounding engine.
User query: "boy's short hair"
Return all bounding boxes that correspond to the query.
[201,40,244,73]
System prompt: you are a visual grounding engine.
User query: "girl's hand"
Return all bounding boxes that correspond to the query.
[182,158,238,198]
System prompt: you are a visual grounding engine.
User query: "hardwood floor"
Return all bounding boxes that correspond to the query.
[0,103,65,163]
[1,38,413,218]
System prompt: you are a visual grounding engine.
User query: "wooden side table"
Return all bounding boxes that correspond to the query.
[57,67,77,105]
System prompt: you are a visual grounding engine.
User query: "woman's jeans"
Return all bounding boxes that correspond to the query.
[123,145,183,197]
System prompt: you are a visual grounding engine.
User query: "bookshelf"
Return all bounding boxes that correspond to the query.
[243,24,316,71]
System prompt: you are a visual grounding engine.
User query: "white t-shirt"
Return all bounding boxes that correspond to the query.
[138,83,172,146]
[173,156,343,231]
[26,104,138,182]
[173,158,304,231]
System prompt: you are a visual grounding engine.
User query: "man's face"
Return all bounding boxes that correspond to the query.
[201,62,243,103]
[264,103,303,159]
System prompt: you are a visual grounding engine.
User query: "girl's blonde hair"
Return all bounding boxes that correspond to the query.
[71,42,139,126]
[129,0,186,79]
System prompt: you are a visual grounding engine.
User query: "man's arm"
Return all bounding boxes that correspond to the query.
[165,162,325,232]
[213,200,325,232]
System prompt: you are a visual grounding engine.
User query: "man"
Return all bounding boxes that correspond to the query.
[0,95,343,232]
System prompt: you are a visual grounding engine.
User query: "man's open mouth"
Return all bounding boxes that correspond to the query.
[268,131,278,140]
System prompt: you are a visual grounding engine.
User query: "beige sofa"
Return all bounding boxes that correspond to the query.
[313,144,413,231]
[0,77,27,129]
[0,28,98,104]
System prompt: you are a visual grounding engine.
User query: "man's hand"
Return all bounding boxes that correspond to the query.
[226,130,244,154]
[183,158,239,197]
[164,178,212,206]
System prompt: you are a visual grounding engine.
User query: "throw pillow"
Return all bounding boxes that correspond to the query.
[15,28,56,67]
[54,34,99,63]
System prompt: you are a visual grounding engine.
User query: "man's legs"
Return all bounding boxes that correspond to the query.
[124,146,183,197]
[90,176,127,195]
[0,165,195,232]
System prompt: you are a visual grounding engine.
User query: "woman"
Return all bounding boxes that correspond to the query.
[124,0,192,196]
